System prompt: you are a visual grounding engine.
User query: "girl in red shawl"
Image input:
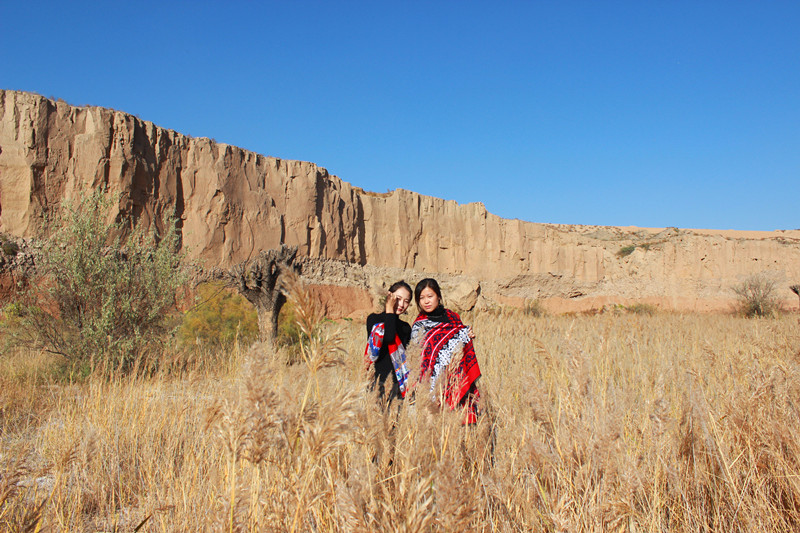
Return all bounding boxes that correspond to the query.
[411,278,481,424]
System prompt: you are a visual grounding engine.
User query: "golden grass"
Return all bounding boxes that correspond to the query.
[2,297,800,531]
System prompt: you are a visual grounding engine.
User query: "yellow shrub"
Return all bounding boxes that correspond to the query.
[180,282,258,347]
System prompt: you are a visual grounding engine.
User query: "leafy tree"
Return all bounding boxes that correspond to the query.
[11,190,186,372]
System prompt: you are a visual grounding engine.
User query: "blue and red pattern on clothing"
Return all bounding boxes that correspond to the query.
[365,322,410,397]
[412,309,481,423]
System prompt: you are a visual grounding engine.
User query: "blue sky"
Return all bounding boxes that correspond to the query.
[2,1,798,230]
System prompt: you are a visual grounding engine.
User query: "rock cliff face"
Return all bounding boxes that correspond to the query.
[2,90,799,313]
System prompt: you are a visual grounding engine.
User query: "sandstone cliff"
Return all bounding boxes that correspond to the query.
[2,90,799,314]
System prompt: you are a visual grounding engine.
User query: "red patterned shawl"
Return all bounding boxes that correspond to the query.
[412,309,481,423]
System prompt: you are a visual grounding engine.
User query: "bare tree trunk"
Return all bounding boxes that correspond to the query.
[256,308,274,342]
[252,292,285,342]
[202,245,299,345]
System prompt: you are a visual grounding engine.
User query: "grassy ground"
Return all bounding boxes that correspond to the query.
[2,303,799,531]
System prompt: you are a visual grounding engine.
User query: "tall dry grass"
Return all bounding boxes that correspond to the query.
[1,288,800,531]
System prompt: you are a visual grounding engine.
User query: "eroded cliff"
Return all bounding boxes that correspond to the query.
[2,90,799,313]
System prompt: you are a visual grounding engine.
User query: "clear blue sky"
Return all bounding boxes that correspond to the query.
[2,1,798,230]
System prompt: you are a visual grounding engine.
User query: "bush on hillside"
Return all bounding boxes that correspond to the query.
[523,299,545,317]
[733,274,779,317]
[625,303,657,315]
[7,190,186,373]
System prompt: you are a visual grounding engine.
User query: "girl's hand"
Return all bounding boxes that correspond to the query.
[468,326,475,339]
[385,294,399,314]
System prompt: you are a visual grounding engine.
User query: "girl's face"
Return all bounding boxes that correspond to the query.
[418,287,440,314]
[391,287,412,315]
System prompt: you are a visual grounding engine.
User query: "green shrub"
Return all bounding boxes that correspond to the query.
[1,241,19,257]
[523,299,544,317]
[180,282,258,347]
[617,245,636,257]
[2,302,26,319]
[10,190,186,373]
[625,303,657,315]
[733,274,779,317]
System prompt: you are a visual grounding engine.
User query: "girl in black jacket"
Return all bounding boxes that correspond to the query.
[365,281,413,405]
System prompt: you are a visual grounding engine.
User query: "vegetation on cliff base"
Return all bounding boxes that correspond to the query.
[733,273,780,317]
[3,190,186,374]
[180,282,259,348]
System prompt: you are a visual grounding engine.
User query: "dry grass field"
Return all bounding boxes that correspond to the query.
[2,291,800,531]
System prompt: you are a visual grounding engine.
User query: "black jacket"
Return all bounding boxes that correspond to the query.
[365,312,411,400]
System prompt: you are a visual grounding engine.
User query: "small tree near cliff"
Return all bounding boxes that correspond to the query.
[214,245,300,344]
[732,274,779,317]
[9,190,186,372]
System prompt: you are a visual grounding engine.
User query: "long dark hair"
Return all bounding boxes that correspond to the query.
[414,278,442,308]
